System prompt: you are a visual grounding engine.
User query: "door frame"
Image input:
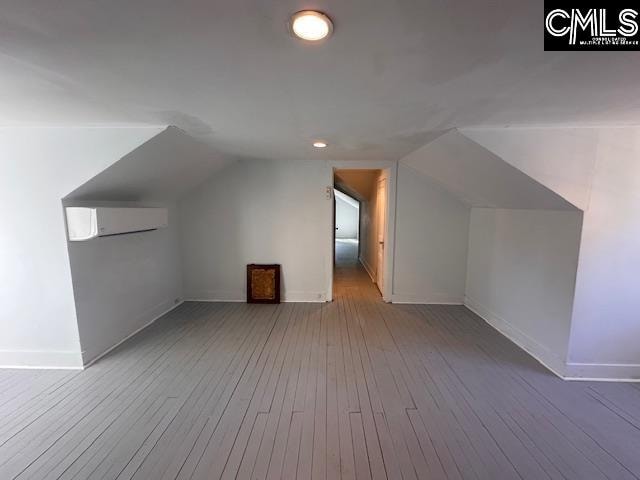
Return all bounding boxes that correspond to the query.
[375,172,387,294]
[325,161,397,302]
[333,184,361,250]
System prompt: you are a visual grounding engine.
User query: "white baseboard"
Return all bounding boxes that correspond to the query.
[187,290,245,302]
[464,296,640,382]
[0,298,184,370]
[464,295,567,379]
[564,362,640,382]
[186,290,326,303]
[391,293,463,305]
[282,291,327,302]
[82,299,184,368]
[360,257,376,283]
[0,350,84,370]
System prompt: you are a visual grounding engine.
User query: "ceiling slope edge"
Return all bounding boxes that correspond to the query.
[64,126,238,203]
[400,128,580,211]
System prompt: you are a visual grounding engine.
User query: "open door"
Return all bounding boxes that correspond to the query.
[375,175,386,292]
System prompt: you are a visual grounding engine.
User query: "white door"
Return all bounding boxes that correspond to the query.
[376,176,386,293]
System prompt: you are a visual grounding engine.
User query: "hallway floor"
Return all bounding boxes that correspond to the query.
[334,239,369,292]
[1,256,640,478]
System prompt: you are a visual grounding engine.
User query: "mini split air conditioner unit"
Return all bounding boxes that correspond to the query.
[65,207,168,241]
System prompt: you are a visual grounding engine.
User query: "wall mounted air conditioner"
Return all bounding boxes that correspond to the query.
[66,207,168,241]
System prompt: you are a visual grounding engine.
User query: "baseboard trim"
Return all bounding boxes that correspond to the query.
[282,292,327,302]
[564,362,640,382]
[186,291,244,302]
[464,296,567,379]
[82,300,184,368]
[187,297,244,303]
[391,293,463,305]
[464,296,640,382]
[0,350,84,370]
[186,291,326,303]
[360,257,376,283]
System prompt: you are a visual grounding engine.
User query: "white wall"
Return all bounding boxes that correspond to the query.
[65,202,183,364]
[0,127,163,368]
[565,129,640,378]
[393,165,470,304]
[465,208,582,374]
[358,171,382,282]
[180,158,332,302]
[464,126,640,379]
[60,127,234,365]
[335,192,359,239]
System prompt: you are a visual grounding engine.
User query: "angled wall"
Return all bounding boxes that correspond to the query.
[66,126,233,203]
[0,126,164,368]
[465,126,640,380]
[400,130,583,376]
[461,128,597,210]
[465,208,582,374]
[63,127,233,365]
[392,164,470,304]
[334,190,359,239]
[401,129,576,210]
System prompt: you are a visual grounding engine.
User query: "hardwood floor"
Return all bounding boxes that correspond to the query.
[1,243,640,479]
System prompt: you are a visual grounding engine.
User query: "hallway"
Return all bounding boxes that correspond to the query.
[334,239,373,295]
[1,259,640,478]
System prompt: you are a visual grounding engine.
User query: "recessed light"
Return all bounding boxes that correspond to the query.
[290,11,333,42]
[313,141,327,148]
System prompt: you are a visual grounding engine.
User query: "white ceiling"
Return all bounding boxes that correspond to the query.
[2,0,640,161]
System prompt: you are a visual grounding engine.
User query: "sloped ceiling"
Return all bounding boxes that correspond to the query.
[65,126,235,202]
[401,129,579,210]
[461,127,600,211]
[334,189,359,209]
[1,0,639,162]
[334,169,380,201]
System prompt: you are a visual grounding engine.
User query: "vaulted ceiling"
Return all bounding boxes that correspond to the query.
[64,127,233,202]
[2,0,639,162]
[401,129,579,210]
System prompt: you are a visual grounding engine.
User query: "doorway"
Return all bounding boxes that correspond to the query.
[334,188,360,266]
[331,167,393,299]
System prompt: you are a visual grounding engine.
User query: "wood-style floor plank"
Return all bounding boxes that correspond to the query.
[1,239,639,479]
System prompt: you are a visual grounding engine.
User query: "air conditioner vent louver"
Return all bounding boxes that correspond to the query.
[66,207,168,241]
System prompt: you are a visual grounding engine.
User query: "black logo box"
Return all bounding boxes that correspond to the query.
[544,2,640,50]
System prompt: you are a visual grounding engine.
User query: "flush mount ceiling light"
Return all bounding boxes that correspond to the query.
[313,141,328,148]
[290,11,333,42]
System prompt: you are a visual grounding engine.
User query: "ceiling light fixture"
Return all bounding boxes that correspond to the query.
[290,11,333,42]
[313,141,328,148]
